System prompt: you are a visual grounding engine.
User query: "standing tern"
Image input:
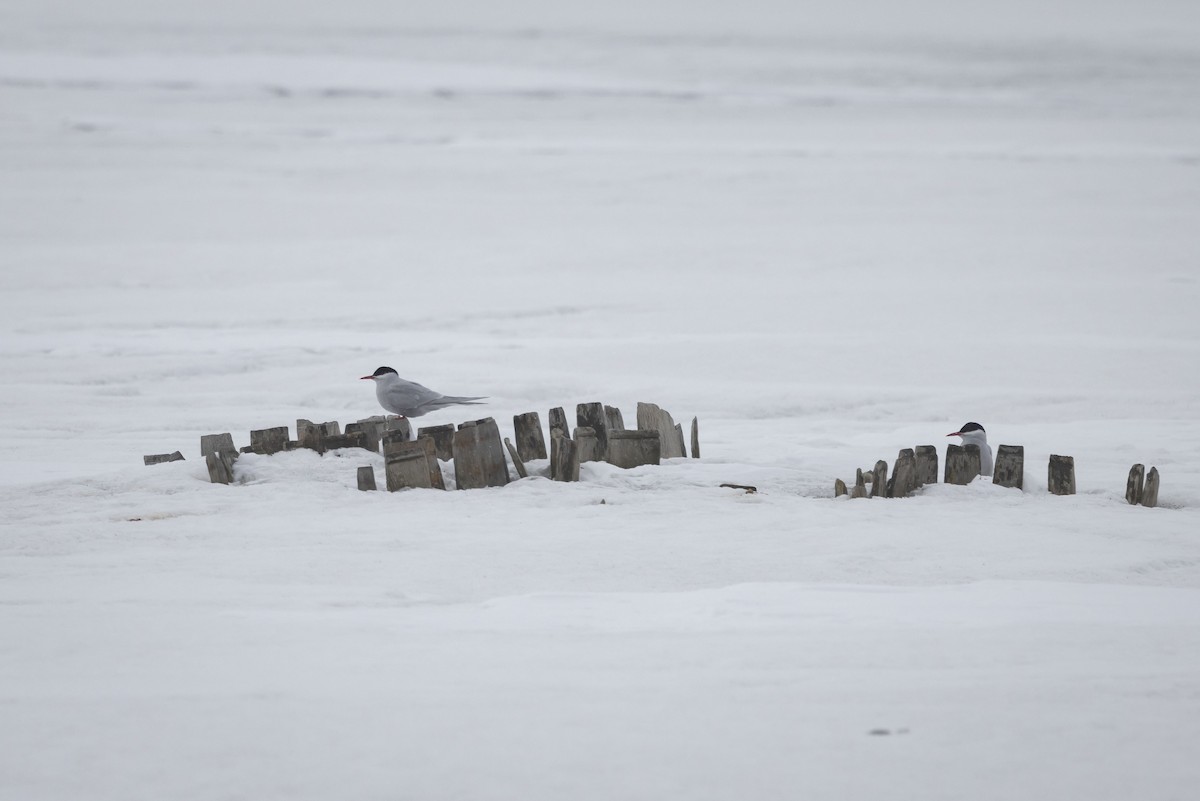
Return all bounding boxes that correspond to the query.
[947,421,993,478]
[360,366,486,418]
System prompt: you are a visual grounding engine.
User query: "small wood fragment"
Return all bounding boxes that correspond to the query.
[720,483,757,494]
[144,451,184,466]
[503,437,528,479]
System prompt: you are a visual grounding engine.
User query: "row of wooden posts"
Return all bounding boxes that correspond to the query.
[144,401,699,491]
[834,443,1161,508]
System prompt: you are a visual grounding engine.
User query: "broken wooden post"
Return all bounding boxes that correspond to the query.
[888,449,917,498]
[606,430,661,469]
[1126,464,1145,505]
[576,403,610,461]
[993,445,1024,489]
[574,426,601,463]
[296,419,343,453]
[851,468,866,498]
[503,438,528,479]
[1048,454,1076,495]
[453,418,509,490]
[143,451,184,466]
[1142,467,1160,508]
[416,423,454,461]
[357,466,377,491]
[384,437,445,489]
[550,431,580,482]
[205,449,238,485]
[869,460,888,498]
[834,478,848,497]
[345,421,381,453]
[605,405,625,432]
[674,423,687,458]
[690,417,700,459]
[322,430,370,451]
[914,445,938,486]
[548,407,569,440]
[245,426,289,455]
[945,444,981,485]
[636,402,685,459]
[200,433,235,458]
[512,412,547,462]
[386,452,433,490]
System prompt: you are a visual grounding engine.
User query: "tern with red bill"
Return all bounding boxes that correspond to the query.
[947,421,993,478]
[360,366,486,418]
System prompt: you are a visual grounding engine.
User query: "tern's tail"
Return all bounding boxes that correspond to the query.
[432,395,488,408]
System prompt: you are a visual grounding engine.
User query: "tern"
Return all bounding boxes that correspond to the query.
[947,421,993,478]
[360,366,486,418]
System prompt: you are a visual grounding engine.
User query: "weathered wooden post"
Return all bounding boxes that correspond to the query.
[851,468,866,498]
[574,427,601,463]
[386,452,434,490]
[344,421,381,453]
[297,419,343,453]
[550,431,580,482]
[246,426,289,455]
[200,433,235,458]
[1048,454,1076,495]
[205,449,238,485]
[605,405,625,432]
[674,424,687,458]
[548,407,569,440]
[416,423,454,461]
[503,438,528,479]
[690,417,700,459]
[1142,467,1160,508]
[453,418,509,490]
[384,436,445,490]
[636,402,685,459]
[869,460,888,498]
[144,451,184,466]
[357,466,377,491]
[606,430,661,469]
[834,478,848,497]
[993,445,1024,489]
[1125,464,1145,505]
[577,403,610,461]
[322,430,370,451]
[888,449,917,498]
[512,412,547,462]
[914,445,938,487]
[945,444,981,485]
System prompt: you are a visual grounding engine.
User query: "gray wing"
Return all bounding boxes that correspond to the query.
[381,378,444,416]
[413,394,487,415]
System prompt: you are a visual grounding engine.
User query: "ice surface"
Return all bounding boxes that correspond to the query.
[2,2,1200,799]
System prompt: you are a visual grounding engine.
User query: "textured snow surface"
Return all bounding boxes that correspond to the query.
[2,2,1200,799]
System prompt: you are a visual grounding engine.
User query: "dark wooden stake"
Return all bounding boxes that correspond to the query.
[869,460,888,498]
[548,407,569,440]
[512,412,547,462]
[914,445,938,486]
[1142,467,1160,508]
[550,431,580,482]
[889,449,917,498]
[993,445,1024,489]
[606,430,661,469]
[1125,464,1145,505]
[576,403,610,461]
[416,423,454,461]
[834,478,848,497]
[851,468,866,499]
[945,444,981,485]
[357,466,377,491]
[453,418,509,490]
[1048,454,1076,495]
[205,449,238,485]
[690,417,700,459]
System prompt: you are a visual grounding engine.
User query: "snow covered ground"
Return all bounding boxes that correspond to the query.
[3,2,1200,799]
